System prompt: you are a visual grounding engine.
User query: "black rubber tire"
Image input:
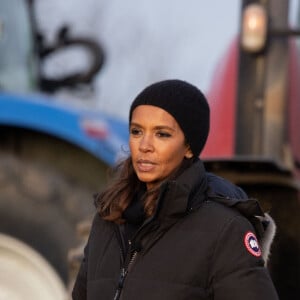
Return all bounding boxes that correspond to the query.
[0,152,95,283]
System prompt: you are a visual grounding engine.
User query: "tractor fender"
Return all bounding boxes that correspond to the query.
[0,92,129,166]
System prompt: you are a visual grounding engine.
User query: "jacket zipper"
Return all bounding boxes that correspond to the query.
[114,218,154,300]
[113,184,169,299]
[113,245,138,300]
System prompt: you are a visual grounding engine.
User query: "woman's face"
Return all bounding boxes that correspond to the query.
[129,105,192,190]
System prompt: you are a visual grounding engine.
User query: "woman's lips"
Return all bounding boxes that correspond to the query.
[136,160,156,172]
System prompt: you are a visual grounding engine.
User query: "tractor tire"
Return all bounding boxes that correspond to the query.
[0,152,95,285]
[0,233,67,299]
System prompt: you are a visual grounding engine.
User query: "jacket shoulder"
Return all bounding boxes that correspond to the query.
[201,199,248,223]
[89,212,114,239]
[206,172,248,199]
[192,199,257,239]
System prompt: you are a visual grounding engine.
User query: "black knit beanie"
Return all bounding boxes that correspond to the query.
[129,79,210,157]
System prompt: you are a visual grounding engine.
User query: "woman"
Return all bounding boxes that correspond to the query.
[72,79,279,300]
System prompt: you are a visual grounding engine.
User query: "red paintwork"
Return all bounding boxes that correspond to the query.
[288,40,300,177]
[201,38,300,177]
[201,40,239,159]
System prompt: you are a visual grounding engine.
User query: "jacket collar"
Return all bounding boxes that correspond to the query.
[155,159,208,220]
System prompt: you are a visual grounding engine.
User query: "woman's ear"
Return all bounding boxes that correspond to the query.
[185,146,193,159]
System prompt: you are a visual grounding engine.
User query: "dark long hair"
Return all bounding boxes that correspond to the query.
[94,156,194,224]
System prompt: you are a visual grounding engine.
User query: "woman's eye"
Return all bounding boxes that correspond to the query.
[130,128,141,135]
[157,131,171,138]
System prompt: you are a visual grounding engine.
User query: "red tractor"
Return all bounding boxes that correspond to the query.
[202,1,300,299]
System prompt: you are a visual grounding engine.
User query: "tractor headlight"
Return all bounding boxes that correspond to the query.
[241,3,267,53]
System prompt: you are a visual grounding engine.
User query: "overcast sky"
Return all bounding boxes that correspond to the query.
[35,0,241,119]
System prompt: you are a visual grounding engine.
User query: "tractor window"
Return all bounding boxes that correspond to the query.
[0,0,38,92]
[289,0,300,69]
[289,0,299,26]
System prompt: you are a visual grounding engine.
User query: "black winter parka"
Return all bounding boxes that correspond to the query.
[72,160,279,300]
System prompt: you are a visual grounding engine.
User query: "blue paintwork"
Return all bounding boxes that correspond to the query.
[0,92,129,166]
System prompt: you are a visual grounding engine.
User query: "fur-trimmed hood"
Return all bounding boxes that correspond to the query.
[206,172,276,265]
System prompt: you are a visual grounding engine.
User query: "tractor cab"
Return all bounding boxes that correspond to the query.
[0,0,38,92]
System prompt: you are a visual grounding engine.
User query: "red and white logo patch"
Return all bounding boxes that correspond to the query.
[244,231,261,257]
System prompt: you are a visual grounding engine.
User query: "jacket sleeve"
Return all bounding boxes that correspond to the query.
[71,240,89,300]
[210,215,279,300]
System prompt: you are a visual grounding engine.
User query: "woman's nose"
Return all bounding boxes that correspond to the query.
[139,135,154,152]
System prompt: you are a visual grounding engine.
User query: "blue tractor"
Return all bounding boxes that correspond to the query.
[0,0,128,297]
